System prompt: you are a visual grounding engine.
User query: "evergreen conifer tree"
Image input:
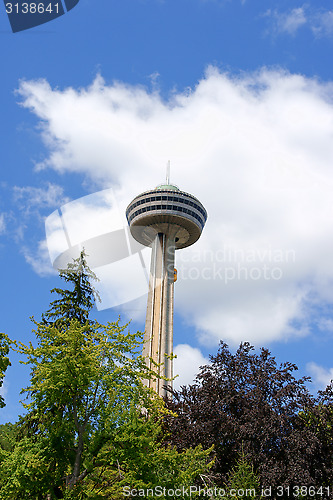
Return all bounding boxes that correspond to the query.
[42,250,99,328]
[225,449,262,499]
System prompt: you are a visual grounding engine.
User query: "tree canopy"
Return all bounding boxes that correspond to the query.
[1,252,333,497]
[164,341,333,489]
[0,253,212,499]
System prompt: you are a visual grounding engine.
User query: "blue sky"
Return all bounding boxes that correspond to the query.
[1,0,333,423]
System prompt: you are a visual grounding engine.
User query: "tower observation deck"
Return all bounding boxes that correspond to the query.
[126,180,207,397]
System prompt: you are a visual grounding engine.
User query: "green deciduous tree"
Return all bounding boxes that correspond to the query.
[0,253,213,499]
[78,400,214,498]
[0,253,150,497]
[300,382,333,484]
[17,318,150,494]
[0,436,51,499]
[0,422,17,452]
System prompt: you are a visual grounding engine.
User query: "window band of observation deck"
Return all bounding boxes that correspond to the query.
[126,191,207,230]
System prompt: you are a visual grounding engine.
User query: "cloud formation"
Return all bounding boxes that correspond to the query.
[265,7,333,38]
[13,182,69,216]
[0,380,8,401]
[268,7,307,36]
[23,239,57,277]
[307,362,333,390]
[17,68,333,347]
[173,344,209,389]
[0,214,6,235]
[313,10,333,38]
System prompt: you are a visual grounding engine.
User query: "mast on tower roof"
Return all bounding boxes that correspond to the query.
[166,160,170,185]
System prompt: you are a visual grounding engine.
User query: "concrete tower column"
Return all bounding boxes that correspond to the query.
[143,232,176,397]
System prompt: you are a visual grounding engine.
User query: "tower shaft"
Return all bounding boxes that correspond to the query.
[126,183,207,399]
[143,232,175,397]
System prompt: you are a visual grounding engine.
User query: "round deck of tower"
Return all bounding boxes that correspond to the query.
[126,185,207,249]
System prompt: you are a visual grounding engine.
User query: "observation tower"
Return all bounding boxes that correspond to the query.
[126,167,207,397]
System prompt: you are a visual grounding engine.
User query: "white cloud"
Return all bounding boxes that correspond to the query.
[23,239,57,277]
[0,214,6,234]
[0,380,8,401]
[10,183,70,250]
[307,362,333,390]
[270,7,307,36]
[265,7,333,38]
[13,182,69,215]
[173,344,209,389]
[312,11,333,38]
[17,68,333,346]
[317,318,333,333]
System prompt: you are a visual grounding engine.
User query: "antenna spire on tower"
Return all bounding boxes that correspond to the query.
[166,160,170,185]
